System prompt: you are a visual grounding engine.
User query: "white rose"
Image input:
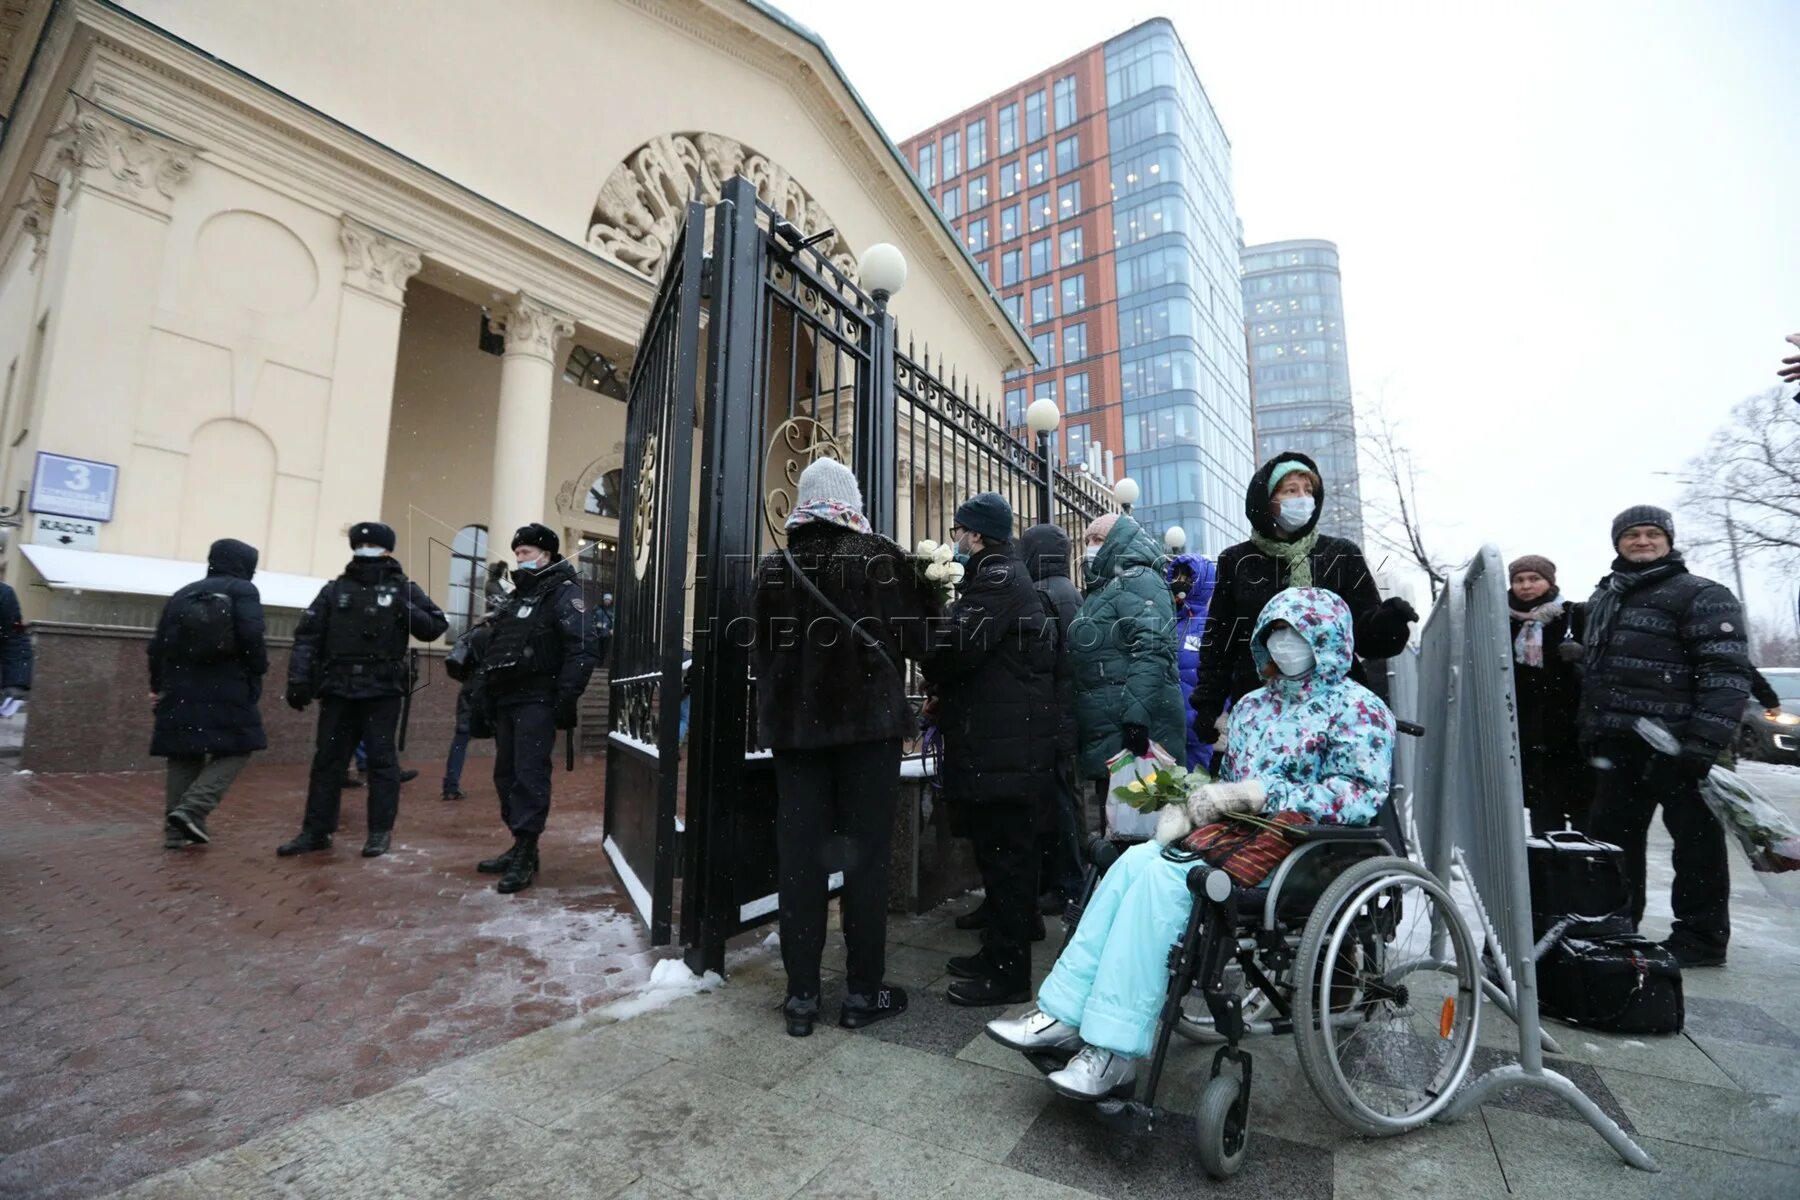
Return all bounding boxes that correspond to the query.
[916,539,938,557]
[934,544,955,564]
[944,562,965,583]
[924,562,946,582]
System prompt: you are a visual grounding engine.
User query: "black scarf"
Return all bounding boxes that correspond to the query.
[1583,551,1687,667]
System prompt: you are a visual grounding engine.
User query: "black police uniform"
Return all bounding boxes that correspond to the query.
[285,524,447,850]
[482,554,598,845]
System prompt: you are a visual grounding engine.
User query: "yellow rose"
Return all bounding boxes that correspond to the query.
[1126,781,1145,794]
[1143,772,1158,786]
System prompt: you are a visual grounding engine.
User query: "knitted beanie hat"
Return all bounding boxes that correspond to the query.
[954,491,1013,544]
[1508,554,1557,587]
[1610,505,1674,548]
[793,457,864,514]
[1084,512,1120,544]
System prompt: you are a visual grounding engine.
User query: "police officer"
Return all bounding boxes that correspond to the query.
[475,523,598,894]
[278,521,448,859]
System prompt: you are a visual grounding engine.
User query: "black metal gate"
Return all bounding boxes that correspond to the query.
[605,176,1113,967]
[602,202,705,944]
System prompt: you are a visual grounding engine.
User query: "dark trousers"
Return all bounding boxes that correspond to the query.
[1523,745,1588,836]
[443,691,472,791]
[1586,740,1730,951]
[494,701,557,836]
[303,695,402,835]
[1039,754,1084,899]
[961,801,1038,986]
[772,738,902,998]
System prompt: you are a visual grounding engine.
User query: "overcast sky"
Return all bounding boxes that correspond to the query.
[774,0,1800,631]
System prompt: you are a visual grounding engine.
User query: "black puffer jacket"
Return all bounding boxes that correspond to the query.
[752,522,942,751]
[1192,451,1409,734]
[922,544,1061,804]
[147,538,269,758]
[1577,556,1751,762]
[1020,523,1081,756]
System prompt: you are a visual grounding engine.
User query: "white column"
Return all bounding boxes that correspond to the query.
[487,291,573,549]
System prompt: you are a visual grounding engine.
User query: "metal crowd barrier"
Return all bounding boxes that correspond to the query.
[1410,545,1656,1171]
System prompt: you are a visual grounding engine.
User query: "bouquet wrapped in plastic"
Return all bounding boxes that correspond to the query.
[1104,741,1182,840]
[1699,765,1800,907]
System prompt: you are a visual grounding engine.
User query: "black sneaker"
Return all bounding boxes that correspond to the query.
[840,984,909,1030]
[946,974,1032,1008]
[398,769,419,785]
[362,830,392,858]
[784,995,820,1038]
[277,830,332,857]
[1662,938,1726,969]
[163,830,186,850]
[167,811,209,845]
[441,787,467,801]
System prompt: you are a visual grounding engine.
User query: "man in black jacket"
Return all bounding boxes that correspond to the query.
[0,579,29,708]
[474,523,598,894]
[925,493,1062,1007]
[148,538,268,848]
[1577,505,1751,968]
[278,522,448,859]
[1020,522,1083,914]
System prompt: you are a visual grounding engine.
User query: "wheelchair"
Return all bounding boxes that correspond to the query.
[1030,727,1481,1179]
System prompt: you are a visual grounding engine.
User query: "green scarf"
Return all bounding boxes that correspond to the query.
[1249,529,1319,587]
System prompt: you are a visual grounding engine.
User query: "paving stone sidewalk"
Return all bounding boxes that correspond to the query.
[105,765,1800,1200]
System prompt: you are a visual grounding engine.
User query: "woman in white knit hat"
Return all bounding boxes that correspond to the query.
[751,457,944,1036]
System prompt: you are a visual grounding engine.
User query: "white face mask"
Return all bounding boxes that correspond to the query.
[1082,548,1100,574]
[1265,627,1316,677]
[351,546,386,558]
[1274,496,1316,534]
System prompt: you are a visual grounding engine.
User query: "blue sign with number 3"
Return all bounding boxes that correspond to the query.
[29,451,118,522]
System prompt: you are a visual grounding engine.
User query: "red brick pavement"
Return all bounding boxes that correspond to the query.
[0,754,656,1199]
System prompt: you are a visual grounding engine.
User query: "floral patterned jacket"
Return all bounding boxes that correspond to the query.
[1216,587,1395,825]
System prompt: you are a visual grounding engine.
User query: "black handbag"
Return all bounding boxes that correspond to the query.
[1536,933,1684,1035]
[1526,831,1632,941]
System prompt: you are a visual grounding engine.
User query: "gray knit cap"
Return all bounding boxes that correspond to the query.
[1611,504,1674,548]
[793,457,864,514]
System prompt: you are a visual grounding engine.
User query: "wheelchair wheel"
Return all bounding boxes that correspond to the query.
[1292,856,1479,1137]
[1194,1074,1248,1179]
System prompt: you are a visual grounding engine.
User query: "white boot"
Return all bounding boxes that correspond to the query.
[986,1008,1083,1054]
[1047,1044,1137,1100]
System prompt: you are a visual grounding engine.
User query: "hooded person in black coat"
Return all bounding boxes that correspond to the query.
[148,538,268,848]
[1019,522,1084,909]
[1190,451,1414,747]
[924,492,1062,1008]
[751,458,943,1036]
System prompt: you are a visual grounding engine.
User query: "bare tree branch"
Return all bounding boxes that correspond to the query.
[1355,388,1451,598]
[1679,387,1800,571]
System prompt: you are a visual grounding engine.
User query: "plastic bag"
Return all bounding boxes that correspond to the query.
[1699,765,1800,907]
[1104,741,1179,840]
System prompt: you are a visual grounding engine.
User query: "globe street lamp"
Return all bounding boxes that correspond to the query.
[1026,397,1062,527]
[1115,476,1140,514]
[859,243,908,306]
[1164,525,1187,554]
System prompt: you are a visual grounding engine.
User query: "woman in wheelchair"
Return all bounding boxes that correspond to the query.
[987,587,1396,1100]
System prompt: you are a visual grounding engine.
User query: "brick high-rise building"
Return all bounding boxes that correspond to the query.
[900,19,1254,553]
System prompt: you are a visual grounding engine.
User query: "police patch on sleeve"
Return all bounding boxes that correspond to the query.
[571,596,586,613]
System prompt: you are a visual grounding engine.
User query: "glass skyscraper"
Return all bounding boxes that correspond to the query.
[900,19,1255,555]
[1240,239,1365,546]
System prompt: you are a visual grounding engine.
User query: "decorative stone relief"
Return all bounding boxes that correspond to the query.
[15,175,56,270]
[337,215,422,304]
[490,291,576,361]
[51,96,194,215]
[589,132,856,283]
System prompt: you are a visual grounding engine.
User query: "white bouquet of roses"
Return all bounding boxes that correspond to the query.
[913,539,963,604]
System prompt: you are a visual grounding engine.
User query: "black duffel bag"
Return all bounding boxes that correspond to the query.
[1536,933,1684,1035]
[1526,832,1632,940]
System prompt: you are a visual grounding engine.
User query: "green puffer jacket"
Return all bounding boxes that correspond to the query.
[1069,513,1186,779]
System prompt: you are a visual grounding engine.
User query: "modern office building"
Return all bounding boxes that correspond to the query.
[1240,239,1365,546]
[900,19,1254,553]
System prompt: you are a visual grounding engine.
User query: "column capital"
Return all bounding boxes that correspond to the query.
[490,291,575,361]
[15,175,58,271]
[51,96,195,218]
[338,215,423,304]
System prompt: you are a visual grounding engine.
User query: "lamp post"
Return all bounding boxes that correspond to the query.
[1115,476,1140,515]
[1026,396,1061,527]
[858,243,908,537]
[1164,525,1187,554]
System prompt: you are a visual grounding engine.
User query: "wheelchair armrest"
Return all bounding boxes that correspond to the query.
[1086,835,1128,871]
[1294,823,1385,842]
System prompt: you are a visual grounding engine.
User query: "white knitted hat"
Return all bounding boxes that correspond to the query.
[794,457,864,513]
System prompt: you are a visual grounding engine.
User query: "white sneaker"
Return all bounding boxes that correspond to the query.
[986,1008,1083,1054]
[1047,1044,1137,1101]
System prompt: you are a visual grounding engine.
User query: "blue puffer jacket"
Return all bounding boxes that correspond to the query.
[1166,552,1216,770]
[1219,587,1395,825]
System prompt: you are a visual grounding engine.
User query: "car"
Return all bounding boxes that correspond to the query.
[1739,667,1800,765]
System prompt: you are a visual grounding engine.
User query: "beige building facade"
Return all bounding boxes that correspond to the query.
[0,0,1031,769]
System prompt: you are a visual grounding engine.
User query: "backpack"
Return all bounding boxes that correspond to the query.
[171,590,238,664]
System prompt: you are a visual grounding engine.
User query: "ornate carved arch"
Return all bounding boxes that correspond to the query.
[588,132,857,283]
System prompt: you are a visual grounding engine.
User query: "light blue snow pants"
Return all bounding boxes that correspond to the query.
[1036,841,1197,1058]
